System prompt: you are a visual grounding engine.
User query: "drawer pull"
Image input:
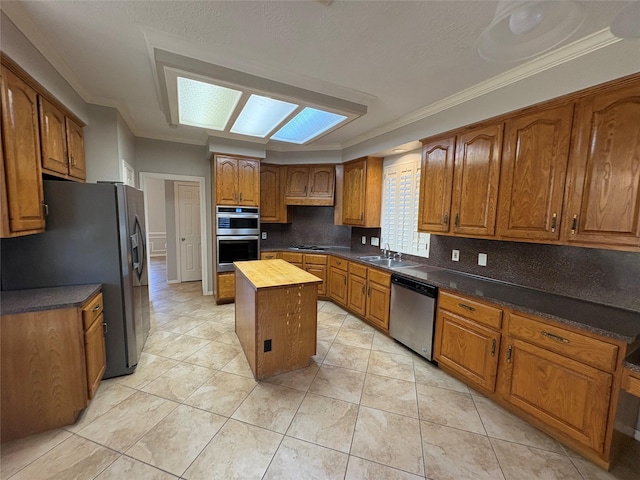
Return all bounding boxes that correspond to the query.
[541,331,569,343]
[551,213,557,233]
[491,338,496,357]
[458,303,476,312]
[92,304,101,312]
[570,214,578,234]
[506,344,513,363]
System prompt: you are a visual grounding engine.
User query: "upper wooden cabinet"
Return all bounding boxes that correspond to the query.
[214,154,260,206]
[284,165,335,206]
[342,156,383,227]
[260,164,289,223]
[497,102,574,241]
[417,135,455,232]
[39,97,86,181]
[0,66,46,237]
[562,80,640,249]
[451,122,503,237]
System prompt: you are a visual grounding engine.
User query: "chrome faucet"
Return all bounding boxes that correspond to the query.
[383,243,391,258]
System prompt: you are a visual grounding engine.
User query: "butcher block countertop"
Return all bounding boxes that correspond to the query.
[0,284,102,315]
[234,259,322,289]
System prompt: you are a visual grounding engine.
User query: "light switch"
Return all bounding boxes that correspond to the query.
[478,253,487,266]
[371,237,380,247]
[361,235,367,245]
[452,249,460,261]
[261,232,267,240]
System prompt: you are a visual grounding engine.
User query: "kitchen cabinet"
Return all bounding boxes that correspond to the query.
[303,254,328,297]
[497,102,573,241]
[281,251,303,268]
[434,290,503,393]
[1,289,104,441]
[434,289,629,469]
[346,261,391,332]
[213,154,260,206]
[216,272,235,303]
[341,156,383,227]
[328,256,348,306]
[284,165,335,206]
[39,97,86,181]
[622,365,640,397]
[417,135,455,233]
[260,251,282,260]
[260,164,289,223]
[562,80,640,249]
[347,262,367,316]
[451,122,503,237]
[498,312,616,455]
[0,64,46,237]
[82,292,106,400]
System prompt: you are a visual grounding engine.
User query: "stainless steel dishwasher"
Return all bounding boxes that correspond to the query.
[389,274,438,361]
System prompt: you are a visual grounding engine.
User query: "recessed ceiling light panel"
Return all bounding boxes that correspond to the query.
[271,107,347,144]
[177,77,242,130]
[231,94,298,137]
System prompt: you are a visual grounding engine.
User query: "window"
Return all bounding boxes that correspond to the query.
[380,153,430,258]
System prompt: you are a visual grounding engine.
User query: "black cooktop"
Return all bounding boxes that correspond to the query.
[289,245,326,251]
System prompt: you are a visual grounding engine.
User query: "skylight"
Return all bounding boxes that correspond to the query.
[177,77,242,130]
[230,94,298,138]
[270,108,348,144]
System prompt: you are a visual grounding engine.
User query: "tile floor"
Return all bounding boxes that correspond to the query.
[1,258,639,480]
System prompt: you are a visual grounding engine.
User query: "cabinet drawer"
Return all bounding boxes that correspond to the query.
[304,254,327,265]
[368,268,390,287]
[82,292,103,330]
[438,291,502,330]
[349,262,367,278]
[622,368,640,397]
[261,252,281,260]
[507,312,619,372]
[329,256,347,271]
[281,252,303,263]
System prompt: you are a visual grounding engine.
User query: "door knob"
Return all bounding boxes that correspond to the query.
[181,237,186,241]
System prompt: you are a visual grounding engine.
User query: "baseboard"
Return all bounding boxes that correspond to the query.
[167,280,179,284]
[205,290,214,296]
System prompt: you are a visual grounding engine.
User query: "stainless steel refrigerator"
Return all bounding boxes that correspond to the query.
[0,180,150,379]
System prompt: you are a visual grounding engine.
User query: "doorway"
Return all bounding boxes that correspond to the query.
[175,181,202,282]
[139,172,209,295]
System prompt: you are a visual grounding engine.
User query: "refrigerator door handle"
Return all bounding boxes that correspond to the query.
[132,215,146,280]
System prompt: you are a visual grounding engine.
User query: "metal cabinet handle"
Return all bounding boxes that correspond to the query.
[506,345,513,363]
[443,213,449,225]
[570,214,578,234]
[454,213,459,228]
[541,331,569,343]
[551,213,557,233]
[458,303,476,312]
[239,192,243,202]
[367,287,371,296]
[343,277,346,285]
[103,322,108,334]
[490,338,496,357]
[42,202,49,216]
[304,186,307,194]
[92,304,101,312]
[360,212,364,221]
[361,285,365,295]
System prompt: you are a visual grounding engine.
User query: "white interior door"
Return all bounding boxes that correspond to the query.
[177,182,202,282]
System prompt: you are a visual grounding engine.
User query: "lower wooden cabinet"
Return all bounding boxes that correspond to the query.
[328,256,348,306]
[434,289,627,469]
[0,289,105,442]
[216,272,235,303]
[303,254,327,297]
[365,269,391,332]
[347,262,367,316]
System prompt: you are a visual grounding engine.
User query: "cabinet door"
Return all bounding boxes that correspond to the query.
[66,117,86,181]
[305,265,327,296]
[39,97,69,176]
[563,82,640,248]
[285,166,310,198]
[85,313,106,400]
[418,136,455,232]
[451,123,503,236]
[367,281,390,331]
[308,166,335,200]
[499,338,612,453]
[348,273,367,316]
[215,156,239,205]
[217,272,235,301]
[498,103,573,241]
[434,309,501,393]
[238,159,260,206]
[260,164,281,222]
[329,267,348,306]
[0,68,45,236]
[342,159,366,225]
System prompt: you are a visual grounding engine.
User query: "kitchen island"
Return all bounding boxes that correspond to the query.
[234,259,322,379]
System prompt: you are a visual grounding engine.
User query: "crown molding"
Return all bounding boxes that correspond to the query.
[343,28,621,149]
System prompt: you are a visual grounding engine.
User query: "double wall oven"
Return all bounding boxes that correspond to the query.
[216,206,260,272]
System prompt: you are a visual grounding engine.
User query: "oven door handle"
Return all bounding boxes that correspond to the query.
[217,235,260,240]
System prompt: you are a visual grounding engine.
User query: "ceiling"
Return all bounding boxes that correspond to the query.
[1,1,634,153]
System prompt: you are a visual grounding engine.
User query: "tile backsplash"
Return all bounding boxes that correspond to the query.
[260,206,351,247]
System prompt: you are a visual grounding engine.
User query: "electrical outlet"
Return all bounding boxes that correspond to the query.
[361,235,366,245]
[371,237,380,247]
[452,249,460,261]
[478,253,487,266]
[261,232,267,240]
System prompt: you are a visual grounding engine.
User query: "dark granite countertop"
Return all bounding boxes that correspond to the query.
[260,245,640,346]
[0,284,102,315]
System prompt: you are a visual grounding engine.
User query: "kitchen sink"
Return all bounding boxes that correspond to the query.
[357,255,419,269]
